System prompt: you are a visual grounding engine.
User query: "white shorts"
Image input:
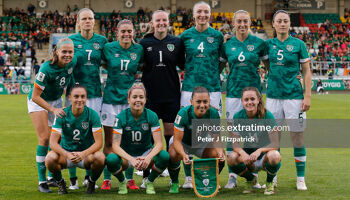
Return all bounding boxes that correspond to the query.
[27,98,63,126]
[169,136,206,158]
[225,97,243,119]
[127,148,152,169]
[266,98,306,132]
[101,103,129,127]
[65,97,102,116]
[180,91,222,116]
[66,158,85,169]
[317,86,324,93]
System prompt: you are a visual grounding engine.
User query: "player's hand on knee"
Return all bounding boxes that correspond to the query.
[249,150,261,162]
[52,107,66,118]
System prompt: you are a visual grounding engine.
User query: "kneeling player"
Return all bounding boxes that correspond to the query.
[227,87,281,195]
[45,84,105,194]
[106,82,169,195]
[168,86,226,194]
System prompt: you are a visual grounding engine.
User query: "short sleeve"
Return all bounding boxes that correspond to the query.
[113,113,124,134]
[52,116,63,135]
[299,40,310,63]
[34,66,49,91]
[174,108,186,132]
[91,109,102,133]
[148,110,161,133]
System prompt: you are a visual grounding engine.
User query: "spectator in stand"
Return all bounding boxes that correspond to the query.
[10,50,19,67]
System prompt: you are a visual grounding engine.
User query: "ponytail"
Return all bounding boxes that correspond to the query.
[241,87,266,119]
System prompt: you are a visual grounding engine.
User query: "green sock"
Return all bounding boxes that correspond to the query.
[47,146,53,179]
[125,167,134,180]
[265,161,281,182]
[148,151,169,182]
[69,167,77,179]
[115,172,125,182]
[169,161,181,184]
[52,171,63,182]
[229,162,255,181]
[91,169,102,182]
[294,147,306,177]
[86,169,92,177]
[106,153,123,182]
[104,166,111,180]
[36,145,48,182]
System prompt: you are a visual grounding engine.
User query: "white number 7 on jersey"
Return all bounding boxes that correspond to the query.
[86,49,92,61]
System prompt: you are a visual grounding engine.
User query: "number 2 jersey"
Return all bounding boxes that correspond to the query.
[222,34,268,98]
[28,58,76,101]
[68,33,107,98]
[52,106,102,152]
[266,36,309,99]
[103,41,144,105]
[113,108,160,156]
[180,27,223,92]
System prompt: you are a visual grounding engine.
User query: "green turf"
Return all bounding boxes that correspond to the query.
[1,94,350,199]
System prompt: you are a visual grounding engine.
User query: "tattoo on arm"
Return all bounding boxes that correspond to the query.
[113,134,121,143]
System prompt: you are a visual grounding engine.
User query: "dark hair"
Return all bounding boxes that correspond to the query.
[241,87,266,119]
[272,10,290,37]
[191,86,209,99]
[70,82,87,95]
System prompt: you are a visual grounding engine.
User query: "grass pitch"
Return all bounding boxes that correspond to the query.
[0,94,350,199]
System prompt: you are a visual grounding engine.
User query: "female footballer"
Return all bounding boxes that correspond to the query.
[45,83,105,195]
[27,38,76,193]
[101,19,144,190]
[222,10,269,189]
[266,10,311,190]
[227,87,281,195]
[106,82,169,195]
[168,86,226,194]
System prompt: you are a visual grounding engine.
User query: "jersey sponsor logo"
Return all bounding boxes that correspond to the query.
[36,72,45,82]
[93,43,100,50]
[203,178,210,186]
[130,53,137,61]
[167,44,175,52]
[247,45,254,52]
[175,115,182,124]
[82,122,89,129]
[286,45,294,52]
[142,123,149,131]
[68,67,73,74]
[147,47,152,51]
[115,54,120,57]
[102,113,107,121]
[78,45,83,48]
[207,37,214,43]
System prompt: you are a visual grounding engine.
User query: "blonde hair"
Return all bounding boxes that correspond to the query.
[144,10,169,38]
[49,38,73,65]
[193,1,211,16]
[232,10,252,36]
[128,82,146,99]
[75,8,94,33]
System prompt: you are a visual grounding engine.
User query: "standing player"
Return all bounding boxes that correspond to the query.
[140,10,185,184]
[65,8,107,189]
[101,19,144,190]
[45,84,105,194]
[106,82,169,195]
[179,1,224,188]
[227,87,281,195]
[221,10,269,189]
[266,10,311,190]
[27,38,76,193]
[168,86,226,194]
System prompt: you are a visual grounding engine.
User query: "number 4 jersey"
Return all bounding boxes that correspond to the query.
[52,106,102,152]
[103,41,144,105]
[113,108,160,156]
[266,36,309,99]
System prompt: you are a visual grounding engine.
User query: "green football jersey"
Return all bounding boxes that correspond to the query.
[222,35,268,98]
[103,41,144,105]
[28,58,76,101]
[113,108,160,156]
[180,27,223,92]
[68,33,107,98]
[233,109,277,155]
[52,106,102,152]
[266,36,309,99]
[174,105,220,146]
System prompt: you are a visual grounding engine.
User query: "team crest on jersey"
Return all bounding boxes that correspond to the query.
[78,45,83,48]
[167,44,175,52]
[82,122,89,129]
[93,43,100,50]
[247,45,254,52]
[115,54,120,57]
[207,37,214,43]
[231,47,236,51]
[142,123,149,131]
[286,45,294,52]
[130,53,137,61]
[68,67,73,74]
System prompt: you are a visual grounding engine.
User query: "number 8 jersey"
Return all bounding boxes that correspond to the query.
[266,36,309,99]
[180,27,223,92]
[103,42,144,105]
[113,108,160,156]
